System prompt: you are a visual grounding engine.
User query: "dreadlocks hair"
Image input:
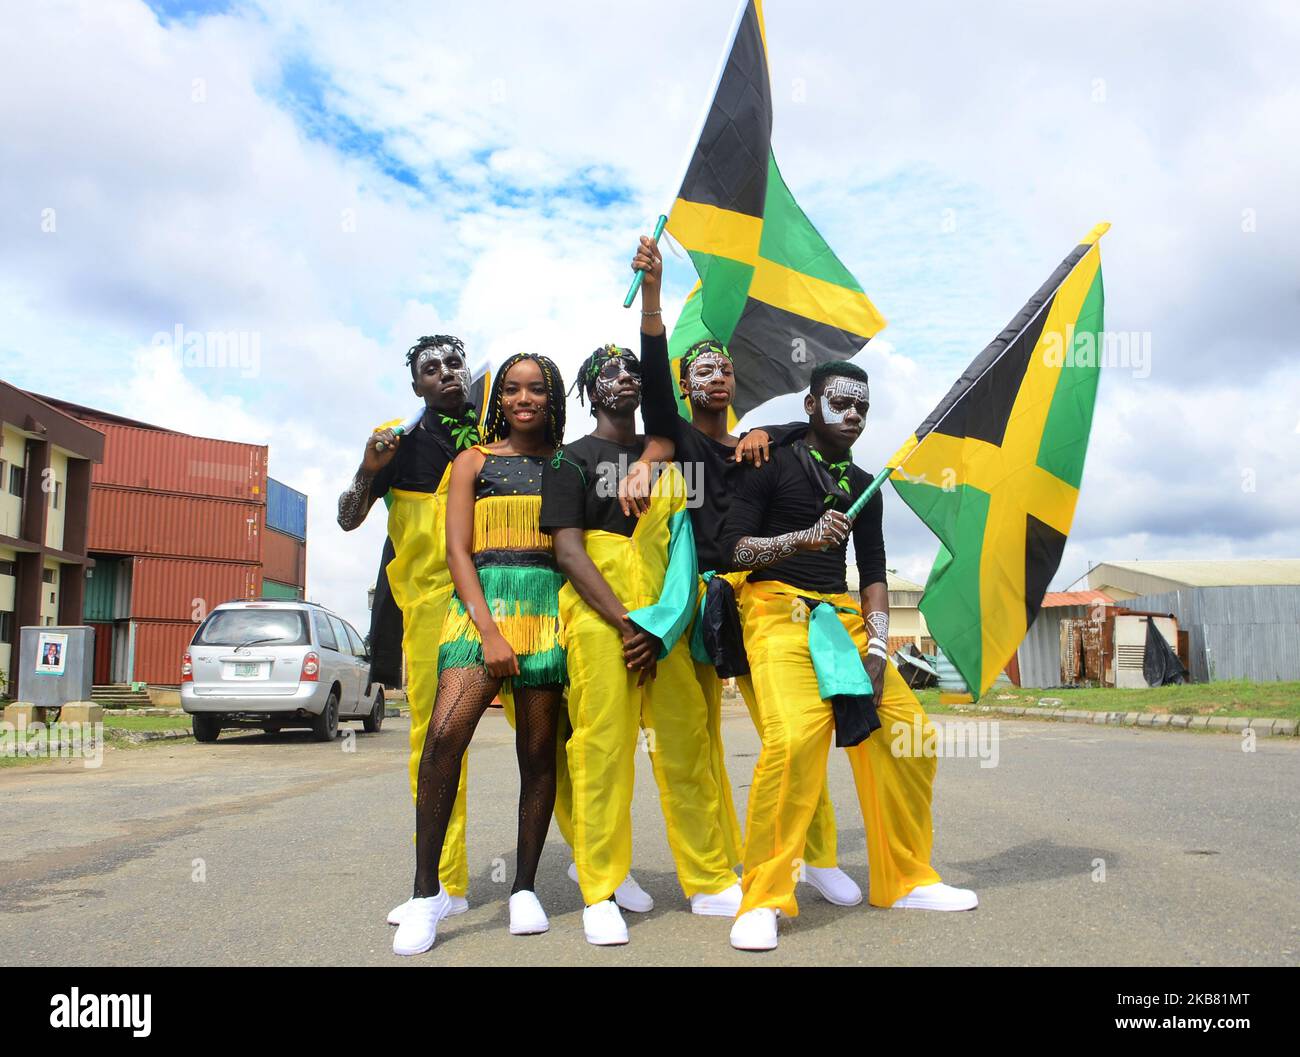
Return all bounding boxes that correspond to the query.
[678,338,732,385]
[568,343,639,416]
[810,360,870,397]
[405,334,466,379]
[481,353,567,447]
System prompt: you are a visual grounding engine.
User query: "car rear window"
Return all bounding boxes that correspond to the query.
[193,608,310,647]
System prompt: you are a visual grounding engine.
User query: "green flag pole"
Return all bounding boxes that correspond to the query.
[622,214,668,308]
[846,467,893,521]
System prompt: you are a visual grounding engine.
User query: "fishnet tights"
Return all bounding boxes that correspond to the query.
[413,668,560,898]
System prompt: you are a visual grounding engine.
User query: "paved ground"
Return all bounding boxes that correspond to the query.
[2,710,1297,966]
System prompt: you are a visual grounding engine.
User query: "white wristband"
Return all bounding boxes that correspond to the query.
[867,645,888,661]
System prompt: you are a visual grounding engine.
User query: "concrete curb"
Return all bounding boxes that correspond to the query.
[947,704,1297,736]
[107,728,194,744]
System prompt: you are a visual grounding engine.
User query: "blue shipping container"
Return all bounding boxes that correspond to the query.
[266,477,307,540]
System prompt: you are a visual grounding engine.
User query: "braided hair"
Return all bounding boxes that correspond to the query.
[482,353,567,446]
[678,337,732,385]
[569,342,640,416]
[405,334,465,378]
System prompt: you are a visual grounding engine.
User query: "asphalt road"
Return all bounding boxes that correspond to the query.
[2,710,1297,966]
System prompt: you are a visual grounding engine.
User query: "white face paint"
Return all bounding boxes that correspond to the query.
[687,353,731,407]
[416,345,470,394]
[819,377,869,424]
[594,355,639,410]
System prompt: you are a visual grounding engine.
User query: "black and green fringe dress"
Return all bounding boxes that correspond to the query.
[437,447,566,687]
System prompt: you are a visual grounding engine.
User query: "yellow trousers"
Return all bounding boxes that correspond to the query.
[564,595,737,904]
[385,486,471,897]
[738,580,942,917]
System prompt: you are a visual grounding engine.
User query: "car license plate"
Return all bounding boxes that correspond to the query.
[233,662,260,678]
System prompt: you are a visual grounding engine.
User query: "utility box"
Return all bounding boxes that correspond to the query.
[18,626,94,708]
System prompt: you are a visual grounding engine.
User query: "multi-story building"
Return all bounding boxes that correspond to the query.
[0,382,104,698]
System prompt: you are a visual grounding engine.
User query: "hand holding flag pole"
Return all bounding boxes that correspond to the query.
[623,214,668,308]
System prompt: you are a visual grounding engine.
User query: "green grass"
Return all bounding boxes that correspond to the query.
[102,715,193,732]
[917,681,1300,720]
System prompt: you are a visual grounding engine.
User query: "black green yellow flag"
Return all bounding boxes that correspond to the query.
[666,0,884,417]
[889,224,1109,697]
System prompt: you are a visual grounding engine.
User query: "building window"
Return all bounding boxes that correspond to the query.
[8,465,23,497]
[53,481,62,510]
[0,560,15,577]
[49,591,56,604]
[42,568,56,584]
[0,611,13,644]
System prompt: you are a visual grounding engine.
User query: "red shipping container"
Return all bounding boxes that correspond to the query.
[131,619,204,686]
[87,421,267,501]
[88,487,262,563]
[130,557,259,620]
[263,525,306,587]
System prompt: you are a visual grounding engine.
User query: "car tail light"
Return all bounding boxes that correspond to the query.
[300,652,320,682]
[181,652,193,683]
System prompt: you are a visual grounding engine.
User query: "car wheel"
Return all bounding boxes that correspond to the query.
[312,691,340,742]
[192,713,222,743]
[363,689,384,733]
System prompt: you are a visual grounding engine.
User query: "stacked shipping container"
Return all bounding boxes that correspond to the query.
[82,420,270,684]
[263,478,307,601]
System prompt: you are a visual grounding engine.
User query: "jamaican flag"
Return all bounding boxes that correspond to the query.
[666,0,884,418]
[889,224,1109,697]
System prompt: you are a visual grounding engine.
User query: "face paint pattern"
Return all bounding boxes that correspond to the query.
[594,357,639,410]
[687,353,730,407]
[820,377,869,424]
[416,346,471,393]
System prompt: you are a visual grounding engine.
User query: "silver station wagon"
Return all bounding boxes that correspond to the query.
[181,600,384,742]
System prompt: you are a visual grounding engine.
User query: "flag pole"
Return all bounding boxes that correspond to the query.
[623,0,752,308]
[622,213,668,308]
[846,468,891,521]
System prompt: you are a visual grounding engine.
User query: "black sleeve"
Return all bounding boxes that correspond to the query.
[539,450,588,533]
[369,455,398,502]
[852,472,887,589]
[720,458,780,567]
[744,420,807,448]
[638,329,684,444]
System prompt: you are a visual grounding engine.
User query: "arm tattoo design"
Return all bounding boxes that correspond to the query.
[866,610,890,643]
[732,529,807,569]
[337,468,376,531]
[732,512,847,570]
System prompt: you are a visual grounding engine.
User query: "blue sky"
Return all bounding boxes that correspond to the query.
[2,0,1298,629]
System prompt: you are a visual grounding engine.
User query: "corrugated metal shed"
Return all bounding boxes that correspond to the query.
[130,557,259,620]
[266,478,307,540]
[88,489,262,563]
[1017,604,1091,688]
[1042,590,1111,607]
[263,525,306,587]
[1085,559,1300,597]
[86,421,266,500]
[1121,585,1300,682]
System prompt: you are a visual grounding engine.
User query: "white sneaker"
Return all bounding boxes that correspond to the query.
[582,900,629,946]
[729,907,778,951]
[802,865,863,907]
[690,882,743,917]
[392,890,451,956]
[568,862,654,913]
[388,893,468,925]
[508,891,549,935]
[890,882,978,911]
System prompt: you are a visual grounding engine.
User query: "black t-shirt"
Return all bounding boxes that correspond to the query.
[722,441,886,594]
[369,407,462,498]
[539,433,646,538]
[639,329,804,572]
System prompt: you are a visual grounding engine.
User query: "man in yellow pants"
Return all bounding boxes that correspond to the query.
[625,235,861,907]
[540,328,742,946]
[338,335,483,924]
[722,361,978,951]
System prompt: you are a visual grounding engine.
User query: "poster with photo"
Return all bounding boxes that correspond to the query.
[35,631,68,676]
